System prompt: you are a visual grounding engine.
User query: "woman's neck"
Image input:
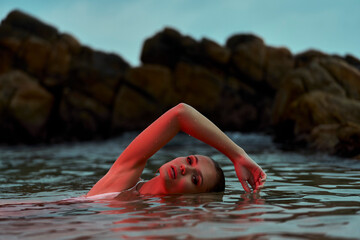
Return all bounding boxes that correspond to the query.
[138,176,166,195]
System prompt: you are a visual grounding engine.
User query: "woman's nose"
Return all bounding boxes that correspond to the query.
[180,164,186,175]
[180,164,195,175]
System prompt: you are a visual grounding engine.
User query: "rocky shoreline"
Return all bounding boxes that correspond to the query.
[1,10,359,158]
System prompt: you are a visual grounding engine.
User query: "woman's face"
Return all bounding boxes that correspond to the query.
[158,155,218,194]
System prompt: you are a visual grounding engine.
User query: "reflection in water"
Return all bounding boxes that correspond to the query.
[1,133,360,239]
[107,193,265,237]
[0,193,266,239]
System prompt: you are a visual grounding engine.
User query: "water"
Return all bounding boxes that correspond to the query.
[1,132,360,240]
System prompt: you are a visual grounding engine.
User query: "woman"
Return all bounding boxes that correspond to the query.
[87,103,266,197]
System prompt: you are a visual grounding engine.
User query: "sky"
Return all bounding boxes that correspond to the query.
[1,0,359,66]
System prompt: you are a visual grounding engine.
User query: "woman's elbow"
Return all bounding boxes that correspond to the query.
[173,103,190,117]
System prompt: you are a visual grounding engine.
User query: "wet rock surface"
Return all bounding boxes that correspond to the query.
[1,10,360,158]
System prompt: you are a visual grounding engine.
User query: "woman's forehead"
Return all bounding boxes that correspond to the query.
[195,155,213,164]
[195,155,216,172]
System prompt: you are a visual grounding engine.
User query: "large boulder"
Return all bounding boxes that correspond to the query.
[20,36,52,76]
[310,122,360,158]
[124,64,176,107]
[1,10,58,41]
[264,46,294,89]
[272,51,360,158]
[294,49,328,67]
[200,38,231,65]
[319,57,360,100]
[0,70,53,141]
[344,54,360,71]
[226,34,266,82]
[288,91,360,135]
[68,48,129,106]
[273,58,360,159]
[112,85,160,132]
[173,62,222,113]
[214,89,258,131]
[111,64,177,132]
[272,60,346,125]
[59,88,111,140]
[0,10,130,142]
[141,28,200,69]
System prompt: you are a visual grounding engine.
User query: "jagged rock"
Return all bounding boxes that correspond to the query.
[112,85,160,132]
[59,88,111,139]
[46,40,71,78]
[141,28,200,69]
[335,122,360,158]
[215,90,258,131]
[0,10,130,142]
[0,26,24,52]
[287,91,360,136]
[226,34,262,50]
[1,9,360,159]
[200,38,230,65]
[344,54,360,71]
[68,48,129,106]
[2,10,58,41]
[264,46,294,89]
[21,36,52,76]
[0,70,53,140]
[173,62,222,113]
[310,122,360,158]
[0,25,22,74]
[226,76,257,96]
[226,34,266,82]
[272,53,360,158]
[295,49,328,67]
[0,48,13,74]
[319,57,360,100]
[59,33,81,54]
[309,124,340,152]
[272,60,346,125]
[125,64,177,107]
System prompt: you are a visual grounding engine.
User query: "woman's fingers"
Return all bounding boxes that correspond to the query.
[253,170,266,192]
[235,162,267,193]
[255,180,265,190]
[260,172,267,182]
[240,180,251,193]
[248,176,256,190]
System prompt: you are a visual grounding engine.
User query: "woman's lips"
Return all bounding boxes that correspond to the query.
[169,166,177,179]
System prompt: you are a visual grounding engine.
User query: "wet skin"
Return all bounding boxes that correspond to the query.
[87,103,266,197]
[158,155,218,194]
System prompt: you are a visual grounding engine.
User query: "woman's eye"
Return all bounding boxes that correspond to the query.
[187,157,192,165]
[192,175,198,185]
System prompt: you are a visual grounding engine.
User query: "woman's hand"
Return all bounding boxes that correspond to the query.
[233,154,266,193]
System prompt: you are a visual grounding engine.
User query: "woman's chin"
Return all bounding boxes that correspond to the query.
[157,166,177,194]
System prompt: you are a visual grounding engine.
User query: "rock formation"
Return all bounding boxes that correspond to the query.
[272,54,360,158]
[1,10,360,158]
[0,10,130,142]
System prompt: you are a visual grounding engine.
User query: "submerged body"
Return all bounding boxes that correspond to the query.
[87,103,266,197]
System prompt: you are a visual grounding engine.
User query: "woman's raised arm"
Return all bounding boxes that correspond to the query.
[171,103,266,193]
[87,103,266,196]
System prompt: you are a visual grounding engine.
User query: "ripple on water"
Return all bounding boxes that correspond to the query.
[1,133,360,239]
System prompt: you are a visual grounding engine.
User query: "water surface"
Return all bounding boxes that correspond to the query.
[1,133,360,239]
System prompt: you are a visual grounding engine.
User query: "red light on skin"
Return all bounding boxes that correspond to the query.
[167,166,177,179]
[167,167,172,179]
[86,103,266,197]
[172,166,177,179]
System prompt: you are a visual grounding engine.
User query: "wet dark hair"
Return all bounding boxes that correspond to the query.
[208,158,225,192]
